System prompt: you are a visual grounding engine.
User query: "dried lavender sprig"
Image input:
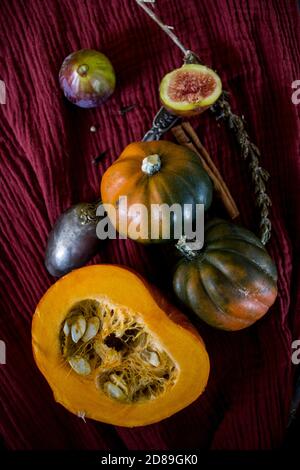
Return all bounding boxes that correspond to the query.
[210,92,272,245]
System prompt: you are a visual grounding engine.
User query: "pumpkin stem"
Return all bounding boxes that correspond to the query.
[141,154,161,175]
[176,236,197,260]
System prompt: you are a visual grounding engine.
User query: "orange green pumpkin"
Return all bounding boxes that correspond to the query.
[173,219,278,331]
[101,141,213,243]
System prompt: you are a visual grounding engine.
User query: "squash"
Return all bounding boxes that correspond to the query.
[100,141,213,243]
[32,265,210,427]
[173,219,278,331]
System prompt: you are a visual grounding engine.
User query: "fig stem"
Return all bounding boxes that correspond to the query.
[77,64,89,77]
[141,154,161,175]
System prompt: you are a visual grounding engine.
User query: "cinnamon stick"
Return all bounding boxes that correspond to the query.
[172,123,239,219]
[181,122,237,211]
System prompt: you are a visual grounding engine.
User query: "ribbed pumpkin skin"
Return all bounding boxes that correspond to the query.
[173,219,278,331]
[101,141,213,243]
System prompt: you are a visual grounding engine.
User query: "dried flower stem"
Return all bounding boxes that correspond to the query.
[210,92,272,245]
[136,0,188,55]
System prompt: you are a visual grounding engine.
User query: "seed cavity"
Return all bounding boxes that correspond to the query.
[60,299,177,403]
[168,70,217,103]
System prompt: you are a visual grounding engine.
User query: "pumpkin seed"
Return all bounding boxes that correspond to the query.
[68,356,91,375]
[134,332,147,349]
[71,316,86,343]
[141,349,160,367]
[82,316,100,343]
[63,321,70,337]
[109,373,128,393]
[104,382,126,400]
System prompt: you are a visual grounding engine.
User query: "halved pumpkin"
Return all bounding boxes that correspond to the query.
[32,265,210,427]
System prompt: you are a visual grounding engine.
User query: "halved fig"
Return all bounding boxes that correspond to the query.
[159,64,222,117]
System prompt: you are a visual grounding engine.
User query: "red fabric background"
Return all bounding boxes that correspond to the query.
[0,0,299,450]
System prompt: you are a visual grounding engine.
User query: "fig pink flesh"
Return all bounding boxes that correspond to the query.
[167,71,217,103]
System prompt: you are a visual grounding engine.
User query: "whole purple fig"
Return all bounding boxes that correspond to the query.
[59,49,116,108]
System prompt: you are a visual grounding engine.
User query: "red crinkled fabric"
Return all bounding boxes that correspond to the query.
[0,0,299,450]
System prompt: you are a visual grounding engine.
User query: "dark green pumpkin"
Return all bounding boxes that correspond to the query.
[173,219,278,330]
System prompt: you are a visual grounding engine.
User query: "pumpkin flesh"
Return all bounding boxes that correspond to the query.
[32,265,210,426]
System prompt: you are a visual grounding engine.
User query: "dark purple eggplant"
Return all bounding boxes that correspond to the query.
[45,202,102,277]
